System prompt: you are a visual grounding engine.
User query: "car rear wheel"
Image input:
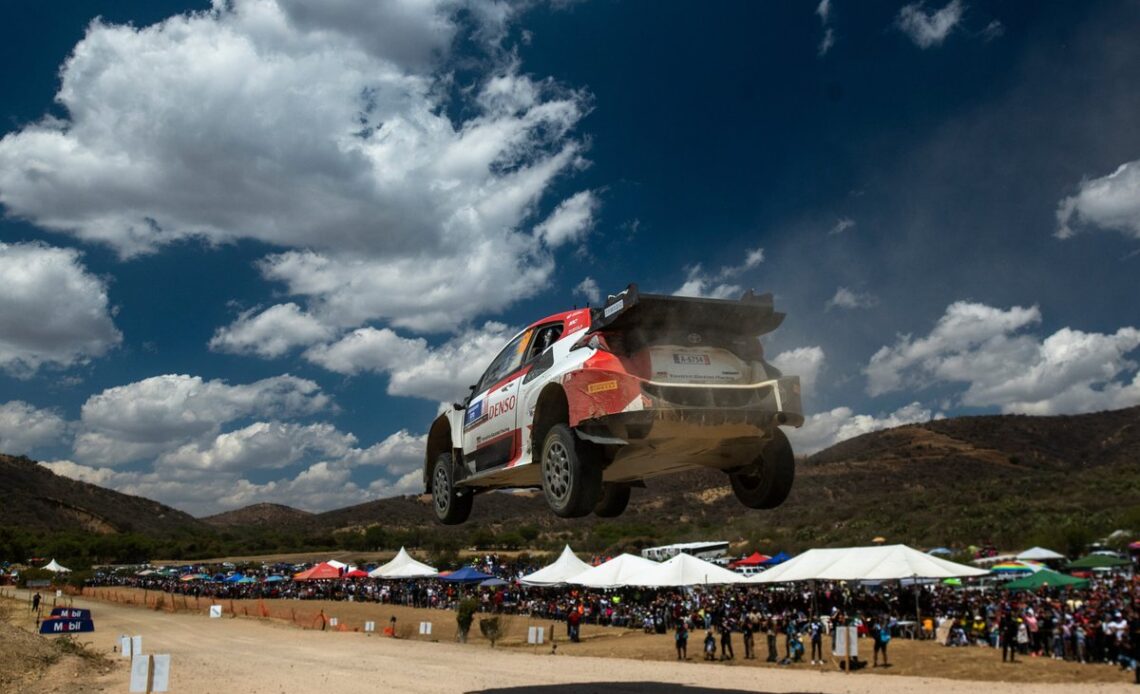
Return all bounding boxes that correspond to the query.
[541,424,602,518]
[728,429,795,510]
[594,483,631,517]
[432,452,472,524]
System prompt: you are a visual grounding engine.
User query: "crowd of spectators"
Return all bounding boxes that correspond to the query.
[86,552,1139,678]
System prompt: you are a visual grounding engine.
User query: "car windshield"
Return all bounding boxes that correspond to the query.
[477,329,532,391]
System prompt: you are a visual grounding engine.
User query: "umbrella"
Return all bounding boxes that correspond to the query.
[1004,569,1089,590]
[927,547,953,556]
[344,569,370,578]
[1017,546,1065,561]
[439,566,494,583]
[871,536,887,544]
[223,573,246,583]
[942,577,962,586]
[237,576,257,584]
[479,577,509,587]
[264,575,286,583]
[1128,541,1140,550]
[989,560,1043,573]
[179,573,207,582]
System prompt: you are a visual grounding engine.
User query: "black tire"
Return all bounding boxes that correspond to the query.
[541,424,602,518]
[729,429,795,510]
[594,483,631,518]
[431,452,472,525]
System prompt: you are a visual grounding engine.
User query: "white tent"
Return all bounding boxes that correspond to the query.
[625,552,747,587]
[326,559,348,569]
[368,547,438,579]
[41,559,70,573]
[750,545,987,583]
[568,553,659,588]
[1017,546,1064,561]
[519,545,592,586]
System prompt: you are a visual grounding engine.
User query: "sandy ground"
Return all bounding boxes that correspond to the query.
[3,588,1135,694]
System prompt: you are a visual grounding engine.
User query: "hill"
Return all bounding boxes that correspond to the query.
[0,454,204,536]
[2,406,1137,561]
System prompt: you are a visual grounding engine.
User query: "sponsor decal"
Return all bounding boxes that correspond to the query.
[40,619,95,634]
[50,608,91,619]
[587,380,618,394]
[464,399,484,427]
[603,299,624,317]
[487,395,516,419]
[476,428,510,446]
[673,353,711,365]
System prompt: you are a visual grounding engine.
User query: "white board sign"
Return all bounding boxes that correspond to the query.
[151,654,171,693]
[364,621,375,633]
[527,626,545,645]
[328,617,338,627]
[209,605,222,618]
[832,626,858,658]
[418,621,432,635]
[55,590,62,598]
[120,635,132,658]
[131,635,143,657]
[129,654,150,693]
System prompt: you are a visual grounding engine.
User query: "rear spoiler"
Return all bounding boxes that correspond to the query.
[589,283,785,336]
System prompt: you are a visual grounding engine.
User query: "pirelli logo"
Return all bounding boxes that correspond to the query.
[587,380,618,394]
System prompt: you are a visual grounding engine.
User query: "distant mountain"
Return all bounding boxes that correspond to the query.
[3,406,1137,553]
[0,454,205,535]
[203,503,314,529]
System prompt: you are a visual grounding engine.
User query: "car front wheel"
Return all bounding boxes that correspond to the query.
[432,452,473,524]
[541,424,602,518]
[728,429,795,510]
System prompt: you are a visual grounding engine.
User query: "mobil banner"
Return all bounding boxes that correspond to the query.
[40,618,95,634]
[50,607,92,619]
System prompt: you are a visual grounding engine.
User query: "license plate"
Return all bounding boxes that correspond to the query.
[673,354,711,365]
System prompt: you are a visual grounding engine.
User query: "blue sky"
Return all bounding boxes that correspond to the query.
[1,1,1138,515]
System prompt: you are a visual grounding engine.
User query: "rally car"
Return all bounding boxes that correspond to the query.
[424,284,804,524]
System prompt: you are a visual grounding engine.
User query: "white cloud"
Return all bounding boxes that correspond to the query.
[1056,159,1140,240]
[826,286,878,311]
[816,0,832,23]
[42,427,427,515]
[209,303,336,357]
[0,242,121,374]
[865,301,1140,415]
[305,321,516,402]
[0,401,70,455]
[0,0,588,338]
[534,190,598,247]
[896,1,963,49]
[574,277,601,304]
[673,249,764,299]
[770,346,825,399]
[74,374,330,466]
[828,217,856,235]
[789,402,941,455]
[819,28,835,57]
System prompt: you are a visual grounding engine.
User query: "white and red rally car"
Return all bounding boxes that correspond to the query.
[424,284,804,524]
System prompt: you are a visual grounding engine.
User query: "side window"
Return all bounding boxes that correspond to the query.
[525,323,564,363]
[477,329,532,392]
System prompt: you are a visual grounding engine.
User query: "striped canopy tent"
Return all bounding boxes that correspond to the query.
[989,560,1045,574]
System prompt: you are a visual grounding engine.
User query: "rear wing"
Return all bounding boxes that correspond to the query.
[589,284,785,337]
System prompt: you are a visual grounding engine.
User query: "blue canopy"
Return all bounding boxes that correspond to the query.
[762,552,791,565]
[223,573,246,583]
[479,577,509,587]
[212,574,227,582]
[264,575,286,583]
[441,566,494,583]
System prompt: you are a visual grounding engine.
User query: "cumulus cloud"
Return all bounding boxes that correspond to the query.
[0,242,121,374]
[74,374,330,466]
[209,303,335,357]
[816,0,835,56]
[865,301,1140,415]
[789,402,942,455]
[574,277,601,305]
[826,286,878,311]
[1056,159,1140,240]
[0,0,590,344]
[534,190,598,247]
[770,346,825,398]
[305,321,516,402]
[44,426,426,515]
[896,1,963,49]
[0,401,70,455]
[673,248,764,299]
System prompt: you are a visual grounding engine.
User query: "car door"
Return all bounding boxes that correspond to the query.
[463,328,534,472]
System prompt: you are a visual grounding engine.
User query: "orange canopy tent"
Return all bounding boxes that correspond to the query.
[294,562,343,580]
[730,552,771,568]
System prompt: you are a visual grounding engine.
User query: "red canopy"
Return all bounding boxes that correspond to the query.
[294,562,343,580]
[730,552,771,568]
[344,569,369,578]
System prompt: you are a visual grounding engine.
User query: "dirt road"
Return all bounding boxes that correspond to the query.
[6,590,1134,694]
